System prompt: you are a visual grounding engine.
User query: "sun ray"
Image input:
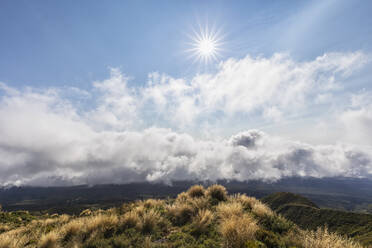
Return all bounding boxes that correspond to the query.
[186,25,224,64]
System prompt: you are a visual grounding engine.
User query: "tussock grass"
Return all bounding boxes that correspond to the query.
[142,199,164,209]
[0,223,11,233]
[187,185,205,198]
[220,214,259,248]
[79,209,92,217]
[61,219,83,241]
[134,205,146,217]
[143,236,152,248]
[139,209,161,233]
[300,227,363,248]
[85,214,119,235]
[251,201,274,217]
[120,210,140,229]
[39,231,59,248]
[0,234,13,248]
[0,184,367,248]
[236,193,273,216]
[206,184,228,202]
[192,209,214,234]
[176,192,189,202]
[167,202,194,225]
[216,201,243,219]
[189,197,209,210]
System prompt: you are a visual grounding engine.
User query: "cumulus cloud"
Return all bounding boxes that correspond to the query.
[0,52,371,186]
[337,90,372,146]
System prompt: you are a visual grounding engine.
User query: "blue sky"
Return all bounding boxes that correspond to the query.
[1,0,371,88]
[1,0,372,185]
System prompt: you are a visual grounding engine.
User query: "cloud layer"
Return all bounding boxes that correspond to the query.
[0,52,371,186]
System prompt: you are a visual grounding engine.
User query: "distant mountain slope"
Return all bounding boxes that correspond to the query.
[263,192,372,246]
[262,192,319,211]
[1,177,372,214]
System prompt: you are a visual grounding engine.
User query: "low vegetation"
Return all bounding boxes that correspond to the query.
[0,185,367,248]
[263,192,372,246]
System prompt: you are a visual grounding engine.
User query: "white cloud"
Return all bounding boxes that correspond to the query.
[338,91,372,146]
[0,51,371,186]
[88,68,139,131]
[140,51,367,128]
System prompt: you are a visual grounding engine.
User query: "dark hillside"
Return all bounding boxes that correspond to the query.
[262,192,319,211]
[264,192,372,246]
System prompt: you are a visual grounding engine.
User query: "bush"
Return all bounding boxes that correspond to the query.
[251,202,273,218]
[189,197,209,211]
[256,229,286,248]
[192,209,214,234]
[85,214,119,236]
[300,227,363,248]
[61,219,83,241]
[176,192,190,202]
[124,212,139,228]
[216,202,243,220]
[167,202,194,226]
[206,184,228,202]
[187,185,206,198]
[0,234,13,248]
[259,214,293,234]
[220,214,259,248]
[139,209,161,234]
[38,231,59,248]
[143,199,164,209]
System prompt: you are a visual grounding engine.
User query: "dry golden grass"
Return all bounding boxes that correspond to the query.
[234,194,273,217]
[38,231,59,248]
[134,204,146,217]
[139,209,161,233]
[42,218,60,226]
[143,236,152,248]
[189,197,209,210]
[79,209,92,217]
[192,209,214,233]
[206,184,228,202]
[176,192,189,202]
[0,226,30,248]
[0,184,366,248]
[58,214,70,223]
[187,185,206,198]
[251,201,273,217]
[143,199,164,209]
[61,219,84,241]
[120,210,141,229]
[0,223,11,233]
[234,194,259,209]
[300,227,363,248]
[167,202,194,225]
[85,214,119,234]
[220,214,259,248]
[216,201,244,220]
[0,234,13,248]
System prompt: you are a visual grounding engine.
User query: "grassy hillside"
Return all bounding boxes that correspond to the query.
[263,192,372,247]
[0,185,365,248]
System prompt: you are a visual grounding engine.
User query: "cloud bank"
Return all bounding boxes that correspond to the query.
[0,52,371,186]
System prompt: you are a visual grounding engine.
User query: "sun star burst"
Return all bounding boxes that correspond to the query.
[187,25,223,64]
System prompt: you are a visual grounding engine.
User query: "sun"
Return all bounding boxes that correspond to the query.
[187,25,223,64]
[198,38,216,56]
